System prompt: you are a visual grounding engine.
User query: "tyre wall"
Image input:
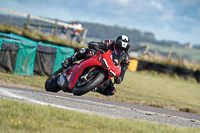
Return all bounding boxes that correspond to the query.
[0,32,74,76]
[128,58,200,83]
[0,41,19,73]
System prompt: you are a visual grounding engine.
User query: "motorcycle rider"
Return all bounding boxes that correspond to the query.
[61,35,131,96]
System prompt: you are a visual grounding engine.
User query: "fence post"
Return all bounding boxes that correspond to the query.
[51,28,54,35]
[66,28,71,40]
[24,14,30,29]
[144,45,149,54]
[177,54,183,66]
[168,48,172,61]
[154,50,157,60]
[54,20,58,36]
[80,28,87,44]
[38,23,41,33]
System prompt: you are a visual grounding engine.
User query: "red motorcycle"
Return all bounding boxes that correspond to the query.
[45,49,125,96]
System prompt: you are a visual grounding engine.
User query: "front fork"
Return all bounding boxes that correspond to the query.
[78,67,99,86]
[77,67,106,88]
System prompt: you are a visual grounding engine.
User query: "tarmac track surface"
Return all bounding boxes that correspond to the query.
[0,85,200,128]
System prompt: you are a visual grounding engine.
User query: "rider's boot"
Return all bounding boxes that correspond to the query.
[92,79,116,96]
[61,51,83,68]
[61,48,94,68]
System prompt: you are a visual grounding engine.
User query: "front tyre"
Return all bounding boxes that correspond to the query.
[72,71,105,96]
[45,68,63,92]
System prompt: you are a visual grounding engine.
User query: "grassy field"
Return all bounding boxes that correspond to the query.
[0,99,199,133]
[0,70,200,114]
[139,42,200,61]
[88,70,200,114]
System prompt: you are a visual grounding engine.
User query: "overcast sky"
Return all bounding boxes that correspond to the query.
[0,0,200,44]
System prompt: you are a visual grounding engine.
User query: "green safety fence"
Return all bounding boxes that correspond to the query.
[0,32,74,76]
[0,38,21,73]
[38,42,74,73]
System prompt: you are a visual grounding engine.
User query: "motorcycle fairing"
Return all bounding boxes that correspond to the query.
[59,50,122,91]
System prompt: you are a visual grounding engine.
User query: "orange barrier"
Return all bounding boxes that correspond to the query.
[128,59,138,71]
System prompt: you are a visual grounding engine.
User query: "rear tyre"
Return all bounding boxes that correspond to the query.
[72,71,105,96]
[45,68,63,92]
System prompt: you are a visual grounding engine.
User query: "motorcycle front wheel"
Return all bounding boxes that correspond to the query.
[72,71,105,96]
[45,68,63,92]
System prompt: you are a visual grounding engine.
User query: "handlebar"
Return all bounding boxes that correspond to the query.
[89,47,104,54]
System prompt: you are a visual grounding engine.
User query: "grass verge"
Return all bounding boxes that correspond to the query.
[0,23,86,49]
[0,98,199,133]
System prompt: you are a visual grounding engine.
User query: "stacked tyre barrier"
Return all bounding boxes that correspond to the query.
[128,59,200,83]
[0,32,74,76]
[194,70,200,83]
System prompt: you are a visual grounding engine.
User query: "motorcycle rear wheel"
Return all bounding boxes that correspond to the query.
[72,71,105,96]
[45,68,63,92]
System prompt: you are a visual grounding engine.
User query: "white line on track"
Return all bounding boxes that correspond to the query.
[0,87,102,116]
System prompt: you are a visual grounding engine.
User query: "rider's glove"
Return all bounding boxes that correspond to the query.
[87,42,99,50]
[61,60,68,68]
[114,77,122,84]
